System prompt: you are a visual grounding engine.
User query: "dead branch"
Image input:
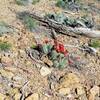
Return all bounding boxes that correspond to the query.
[25,12,100,38]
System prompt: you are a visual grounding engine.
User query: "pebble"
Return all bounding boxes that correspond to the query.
[40,66,52,77]
[57,73,85,96]
[58,73,80,88]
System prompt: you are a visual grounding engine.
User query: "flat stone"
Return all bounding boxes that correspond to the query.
[40,67,52,77]
[58,73,80,88]
[57,73,85,96]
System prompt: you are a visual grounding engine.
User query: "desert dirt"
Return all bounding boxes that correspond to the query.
[0,0,100,100]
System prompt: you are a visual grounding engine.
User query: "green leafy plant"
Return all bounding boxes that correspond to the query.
[42,44,53,54]
[59,57,67,69]
[89,40,100,48]
[56,0,67,9]
[0,21,13,36]
[16,0,39,5]
[52,55,67,69]
[45,13,94,28]
[0,42,11,51]
[32,0,40,4]
[56,0,80,9]
[31,44,37,49]
[24,16,38,31]
[50,50,58,60]
[45,13,79,27]
[50,51,67,69]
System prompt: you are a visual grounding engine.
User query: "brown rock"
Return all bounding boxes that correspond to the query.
[58,73,80,88]
[57,73,85,96]
[41,55,53,67]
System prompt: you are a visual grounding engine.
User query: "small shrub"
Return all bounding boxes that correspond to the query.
[89,40,100,48]
[16,0,39,5]
[0,42,11,51]
[80,15,94,28]
[18,12,38,31]
[56,0,67,9]
[0,21,13,36]
[56,0,80,10]
[32,0,40,4]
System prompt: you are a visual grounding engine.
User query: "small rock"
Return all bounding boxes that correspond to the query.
[41,55,53,67]
[89,85,99,100]
[57,73,85,96]
[58,87,71,96]
[40,67,52,77]
[59,73,80,88]
[35,63,42,68]
[25,93,39,100]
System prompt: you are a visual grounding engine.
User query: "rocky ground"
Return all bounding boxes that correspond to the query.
[0,0,100,100]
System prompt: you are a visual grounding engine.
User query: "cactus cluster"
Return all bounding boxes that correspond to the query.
[41,44,68,69]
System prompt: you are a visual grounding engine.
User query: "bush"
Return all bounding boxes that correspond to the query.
[0,21,13,36]
[89,40,100,48]
[18,12,38,31]
[0,42,11,51]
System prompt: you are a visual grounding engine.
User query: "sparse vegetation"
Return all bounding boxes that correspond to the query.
[0,21,13,36]
[16,0,40,5]
[0,42,11,51]
[90,40,100,48]
[0,0,100,100]
[45,13,93,28]
[18,12,39,31]
[56,0,80,10]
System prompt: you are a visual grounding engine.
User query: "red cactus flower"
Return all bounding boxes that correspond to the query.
[54,40,68,56]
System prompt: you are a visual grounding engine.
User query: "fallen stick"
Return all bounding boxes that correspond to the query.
[23,12,100,38]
